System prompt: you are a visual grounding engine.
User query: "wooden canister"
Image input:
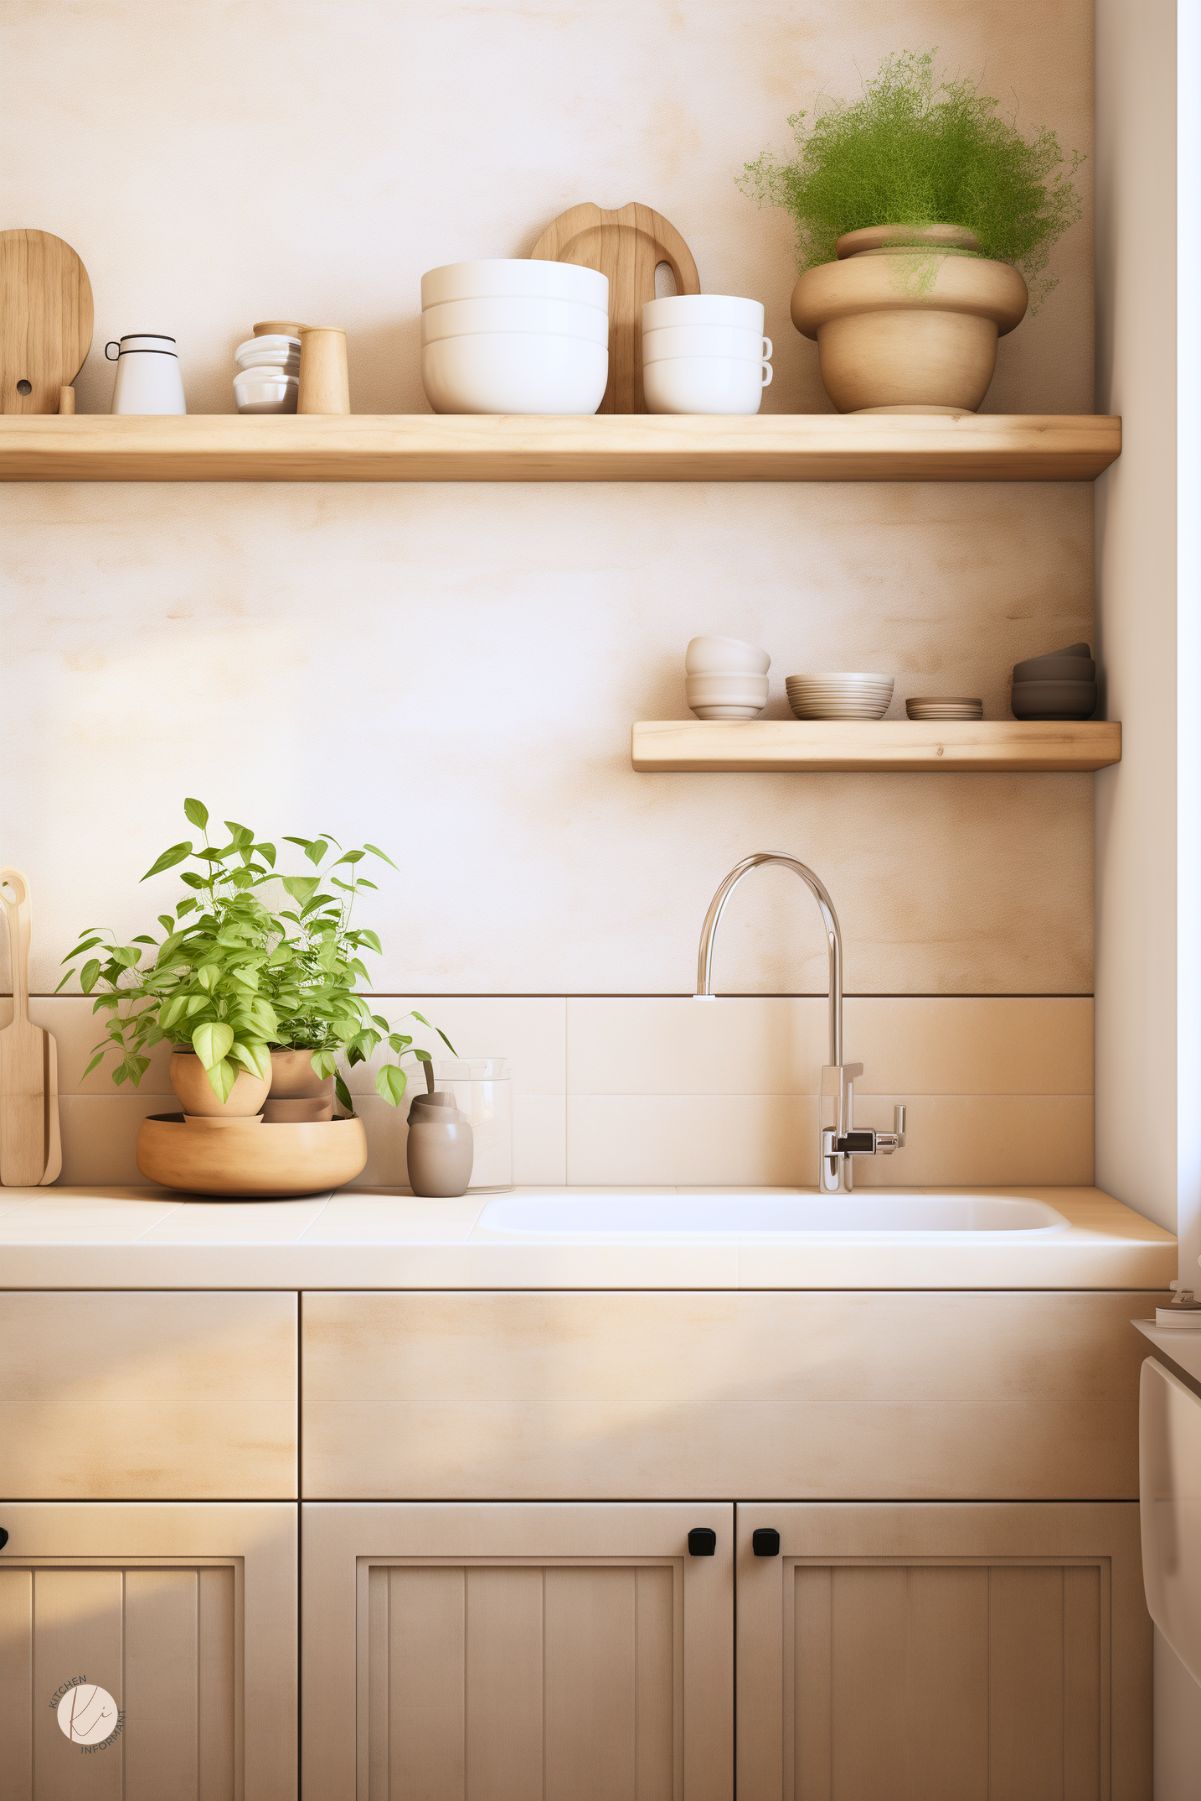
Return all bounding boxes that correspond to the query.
[298,326,350,414]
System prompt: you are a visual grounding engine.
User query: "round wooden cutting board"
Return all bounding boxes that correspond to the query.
[0,229,94,413]
[531,202,700,413]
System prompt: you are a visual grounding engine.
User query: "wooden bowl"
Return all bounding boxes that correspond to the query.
[136,1112,368,1198]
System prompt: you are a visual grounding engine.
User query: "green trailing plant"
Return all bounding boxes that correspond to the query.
[740,49,1082,305]
[60,800,453,1112]
[265,828,454,1114]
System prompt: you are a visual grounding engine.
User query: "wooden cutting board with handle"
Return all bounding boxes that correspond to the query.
[0,229,94,414]
[0,869,61,1185]
[531,202,700,413]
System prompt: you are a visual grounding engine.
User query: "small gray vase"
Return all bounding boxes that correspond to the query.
[406,1091,474,1198]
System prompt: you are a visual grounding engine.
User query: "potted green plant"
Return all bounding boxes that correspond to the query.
[61,800,452,1122]
[61,804,282,1118]
[262,829,454,1119]
[740,50,1082,412]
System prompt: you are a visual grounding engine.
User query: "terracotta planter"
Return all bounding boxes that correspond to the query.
[264,1048,335,1123]
[790,224,1028,414]
[169,1050,269,1119]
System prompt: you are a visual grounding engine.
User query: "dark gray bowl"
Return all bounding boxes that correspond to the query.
[1013,653,1097,683]
[1011,678,1098,720]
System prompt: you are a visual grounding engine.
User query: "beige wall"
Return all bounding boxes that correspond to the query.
[1093,0,1178,1239]
[0,1,1099,1176]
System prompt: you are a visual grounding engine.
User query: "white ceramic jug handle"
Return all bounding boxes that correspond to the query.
[761,361,774,387]
[762,336,773,360]
[104,342,121,360]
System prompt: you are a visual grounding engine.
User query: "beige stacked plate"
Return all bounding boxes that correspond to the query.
[906,697,984,720]
[786,673,894,720]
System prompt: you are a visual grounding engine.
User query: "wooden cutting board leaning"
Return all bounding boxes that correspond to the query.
[0,870,62,1184]
[531,202,700,412]
[0,228,93,414]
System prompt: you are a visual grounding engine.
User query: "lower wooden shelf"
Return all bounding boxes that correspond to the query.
[631,718,1122,772]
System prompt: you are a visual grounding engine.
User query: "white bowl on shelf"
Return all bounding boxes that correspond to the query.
[421,296,609,346]
[645,354,771,416]
[234,367,299,414]
[421,259,609,310]
[421,332,609,415]
[685,635,771,676]
[234,333,300,371]
[643,294,765,333]
[686,672,769,719]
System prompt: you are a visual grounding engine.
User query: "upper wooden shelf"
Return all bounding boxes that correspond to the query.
[0,413,1121,482]
[631,719,1123,773]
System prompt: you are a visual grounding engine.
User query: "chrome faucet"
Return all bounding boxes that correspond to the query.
[695,852,907,1192]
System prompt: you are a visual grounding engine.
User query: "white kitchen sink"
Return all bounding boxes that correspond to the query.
[478,1190,1069,1240]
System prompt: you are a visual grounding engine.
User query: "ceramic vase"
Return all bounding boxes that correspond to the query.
[406,1092,474,1198]
[790,224,1028,413]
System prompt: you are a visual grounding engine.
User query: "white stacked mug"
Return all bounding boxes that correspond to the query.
[420,261,609,414]
[642,296,771,415]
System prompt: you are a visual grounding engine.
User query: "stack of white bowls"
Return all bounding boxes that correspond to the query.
[233,333,300,414]
[642,296,772,415]
[420,261,609,414]
[786,673,895,720]
[686,635,770,718]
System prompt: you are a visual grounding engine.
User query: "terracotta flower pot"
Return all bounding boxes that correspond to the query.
[264,1048,335,1123]
[790,224,1028,414]
[169,1050,270,1119]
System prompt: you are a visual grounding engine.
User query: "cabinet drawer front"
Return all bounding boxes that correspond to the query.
[301,1290,1146,1500]
[0,1292,297,1498]
[0,1501,296,1801]
[736,1501,1150,1801]
[302,1501,733,1801]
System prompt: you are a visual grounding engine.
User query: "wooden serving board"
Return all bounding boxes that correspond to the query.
[0,229,93,414]
[0,868,60,1185]
[531,202,700,413]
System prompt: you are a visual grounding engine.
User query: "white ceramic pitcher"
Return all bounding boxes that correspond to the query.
[106,334,187,414]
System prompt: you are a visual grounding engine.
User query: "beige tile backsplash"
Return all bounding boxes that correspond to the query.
[6,995,1091,1190]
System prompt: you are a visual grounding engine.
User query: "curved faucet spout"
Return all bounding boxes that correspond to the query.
[695,852,844,1067]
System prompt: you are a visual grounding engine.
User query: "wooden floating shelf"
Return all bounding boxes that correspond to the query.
[0,412,1120,482]
[631,719,1123,773]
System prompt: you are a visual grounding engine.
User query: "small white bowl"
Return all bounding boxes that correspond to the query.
[686,673,769,705]
[421,259,608,310]
[643,324,771,364]
[685,635,771,675]
[234,334,301,370]
[645,354,771,416]
[421,333,608,415]
[422,296,608,346]
[234,368,299,414]
[643,294,765,333]
[690,702,766,719]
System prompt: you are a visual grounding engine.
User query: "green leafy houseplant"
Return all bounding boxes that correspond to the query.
[740,49,1082,305]
[263,828,454,1114]
[61,800,452,1113]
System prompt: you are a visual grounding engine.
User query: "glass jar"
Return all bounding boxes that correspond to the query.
[432,1057,513,1191]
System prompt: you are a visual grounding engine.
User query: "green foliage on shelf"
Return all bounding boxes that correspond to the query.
[740,50,1082,304]
[60,799,453,1111]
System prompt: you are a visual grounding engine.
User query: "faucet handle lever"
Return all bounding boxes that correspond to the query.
[893,1103,907,1142]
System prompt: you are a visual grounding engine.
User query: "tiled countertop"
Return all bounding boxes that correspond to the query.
[0,1185,1176,1290]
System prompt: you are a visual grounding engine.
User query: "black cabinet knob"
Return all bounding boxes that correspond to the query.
[752,1527,781,1557]
[687,1526,717,1557]
[0,1527,8,1552]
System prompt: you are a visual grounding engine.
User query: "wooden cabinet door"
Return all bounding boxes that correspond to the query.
[0,1502,296,1800]
[302,1501,733,1801]
[737,1502,1150,1801]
